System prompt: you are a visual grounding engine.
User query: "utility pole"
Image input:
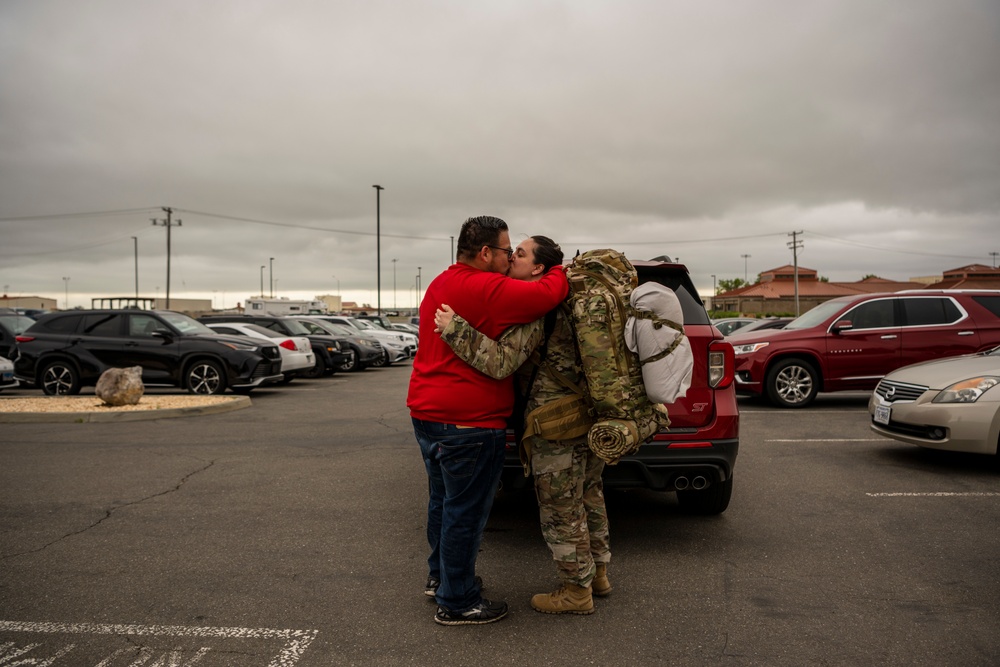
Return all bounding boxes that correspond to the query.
[417,267,422,307]
[373,185,384,317]
[62,276,70,310]
[151,207,181,309]
[741,253,751,283]
[450,236,455,264]
[260,265,266,297]
[787,231,804,316]
[392,258,397,310]
[990,251,999,268]
[269,257,274,298]
[131,236,139,302]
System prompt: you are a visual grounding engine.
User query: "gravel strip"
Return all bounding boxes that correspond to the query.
[0,396,238,413]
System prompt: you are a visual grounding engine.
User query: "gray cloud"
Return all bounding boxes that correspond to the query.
[1,0,998,308]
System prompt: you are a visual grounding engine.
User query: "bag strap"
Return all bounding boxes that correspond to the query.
[515,307,560,409]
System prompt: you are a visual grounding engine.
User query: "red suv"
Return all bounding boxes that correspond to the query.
[727,290,1000,408]
[502,258,740,515]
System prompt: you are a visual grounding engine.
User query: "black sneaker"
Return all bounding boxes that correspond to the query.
[424,575,483,598]
[434,598,509,626]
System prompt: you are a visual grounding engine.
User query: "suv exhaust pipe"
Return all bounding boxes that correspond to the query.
[692,476,708,490]
[674,476,690,491]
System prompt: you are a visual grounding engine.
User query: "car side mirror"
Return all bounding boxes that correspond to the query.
[151,330,174,340]
[832,320,853,334]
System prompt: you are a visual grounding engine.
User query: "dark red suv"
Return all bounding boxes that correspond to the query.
[727,290,1000,408]
[502,258,740,515]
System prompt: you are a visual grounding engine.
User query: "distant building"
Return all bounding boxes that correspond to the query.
[316,294,342,313]
[713,265,924,315]
[924,264,1000,289]
[0,294,58,311]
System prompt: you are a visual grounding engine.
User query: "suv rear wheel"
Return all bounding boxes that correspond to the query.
[186,359,226,395]
[766,358,819,408]
[41,360,81,396]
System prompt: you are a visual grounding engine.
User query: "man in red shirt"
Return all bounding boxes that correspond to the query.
[408,215,568,625]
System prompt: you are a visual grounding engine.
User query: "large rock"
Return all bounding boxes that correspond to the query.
[95,366,145,406]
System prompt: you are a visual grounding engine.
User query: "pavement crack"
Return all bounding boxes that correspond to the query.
[1,460,215,560]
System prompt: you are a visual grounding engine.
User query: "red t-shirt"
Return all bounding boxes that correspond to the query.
[407,263,569,428]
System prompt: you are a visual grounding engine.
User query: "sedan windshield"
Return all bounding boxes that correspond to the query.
[281,318,313,335]
[160,312,216,335]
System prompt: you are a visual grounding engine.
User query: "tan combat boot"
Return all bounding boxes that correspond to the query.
[530,583,594,615]
[592,563,613,597]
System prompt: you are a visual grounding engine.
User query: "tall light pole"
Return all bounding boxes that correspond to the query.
[417,266,422,306]
[741,254,751,283]
[151,206,181,309]
[260,265,266,297]
[131,236,139,301]
[373,185,384,316]
[392,258,398,310]
[711,274,717,294]
[269,257,274,298]
[62,276,70,309]
[450,236,455,264]
[332,275,340,295]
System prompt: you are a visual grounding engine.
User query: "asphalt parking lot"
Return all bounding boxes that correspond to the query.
[1,366,998,666]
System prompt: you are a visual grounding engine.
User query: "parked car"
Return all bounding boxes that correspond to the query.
[204,322,314,382]
[388,322,420,339]
[0,355,18,391]
[711,317,758,336]
[12,310,282,395]
[499,256,740,515]
[287,317,384,371]
[356,314,395,329]
[198,314,350,378]
[0,312,36,359]
[869,345,1000,455]
[311,315,413,366]
[730,318,792,335]
[728,290,1000,408]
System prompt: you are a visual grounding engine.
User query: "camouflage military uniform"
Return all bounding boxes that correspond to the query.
[441,305,611,587]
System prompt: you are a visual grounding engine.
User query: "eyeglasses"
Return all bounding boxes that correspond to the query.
[486,245,514,260]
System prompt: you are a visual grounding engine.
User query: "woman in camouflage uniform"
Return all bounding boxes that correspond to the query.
[435,235,611,615]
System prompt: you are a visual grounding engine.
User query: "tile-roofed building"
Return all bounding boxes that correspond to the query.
[713,265,924,316]
[924,264,1000,290]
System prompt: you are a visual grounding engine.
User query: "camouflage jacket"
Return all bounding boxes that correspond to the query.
[440,303,586,417]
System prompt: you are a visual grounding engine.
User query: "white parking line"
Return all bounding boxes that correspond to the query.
[867,492,1000,497]
[0,620,318,666]
[766,439,883,442]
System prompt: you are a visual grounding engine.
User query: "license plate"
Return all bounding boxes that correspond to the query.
[1,371,12,381]
[874,404,891,425]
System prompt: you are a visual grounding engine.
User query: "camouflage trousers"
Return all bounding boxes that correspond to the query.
[529,434,611,588]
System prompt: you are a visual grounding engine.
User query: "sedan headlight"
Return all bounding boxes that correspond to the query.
[932,376,1000,403]
[732,342,769,356]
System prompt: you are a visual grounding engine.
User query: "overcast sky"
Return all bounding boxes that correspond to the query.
[1,0,998,310]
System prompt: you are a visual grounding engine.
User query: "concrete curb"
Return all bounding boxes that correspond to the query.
[0,396,252,423]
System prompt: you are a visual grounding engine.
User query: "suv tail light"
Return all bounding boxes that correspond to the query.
[708,340,735,389]
[15,335,34,343]
[279,340,297,351]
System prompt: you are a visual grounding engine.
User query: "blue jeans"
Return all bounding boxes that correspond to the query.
[412,418,506,612]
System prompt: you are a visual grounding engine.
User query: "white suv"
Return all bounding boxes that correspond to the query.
[313,316,415,364]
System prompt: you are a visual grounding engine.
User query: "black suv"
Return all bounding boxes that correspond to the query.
[0,311,37,359]
[501,257,740,515]
[13,310,283,395]
[198,314,351,377]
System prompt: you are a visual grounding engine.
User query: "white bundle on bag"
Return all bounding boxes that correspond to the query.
[624,282,693,404]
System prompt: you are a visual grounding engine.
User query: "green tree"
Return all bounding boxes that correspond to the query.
[717,278,747,294]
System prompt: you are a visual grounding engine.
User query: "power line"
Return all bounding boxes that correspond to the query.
[0,207,159,222]
[807,231,984,260]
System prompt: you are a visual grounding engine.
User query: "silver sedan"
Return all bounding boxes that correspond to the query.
[869,346,1000,455]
